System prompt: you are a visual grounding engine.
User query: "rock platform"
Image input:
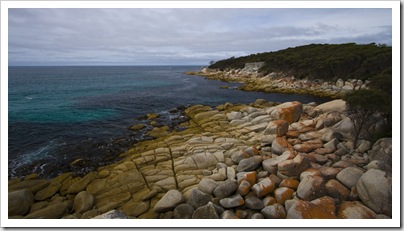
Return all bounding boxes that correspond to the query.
[8,99,392,219]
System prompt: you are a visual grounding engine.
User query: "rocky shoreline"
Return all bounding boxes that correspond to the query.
[8,99,392,219]
[186,64,369,98]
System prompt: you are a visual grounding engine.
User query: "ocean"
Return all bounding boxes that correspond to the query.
[8,66,330,178]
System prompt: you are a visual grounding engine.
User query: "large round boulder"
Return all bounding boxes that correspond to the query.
[356,169,392,216]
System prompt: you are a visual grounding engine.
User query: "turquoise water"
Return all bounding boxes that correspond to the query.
[9,66,331,178]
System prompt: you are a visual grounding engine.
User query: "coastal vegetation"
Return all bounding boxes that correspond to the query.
[209,43,391,82]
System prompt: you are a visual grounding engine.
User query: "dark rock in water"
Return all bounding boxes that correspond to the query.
[173,204,194,219]
[92,210,129,219]
[192,202,219,219]
[129,124,146,131]
[8,189,34,216]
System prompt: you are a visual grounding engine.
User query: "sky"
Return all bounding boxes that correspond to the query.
[8,7,392,66]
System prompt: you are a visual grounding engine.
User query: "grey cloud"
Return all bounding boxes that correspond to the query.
[8,8,392,66]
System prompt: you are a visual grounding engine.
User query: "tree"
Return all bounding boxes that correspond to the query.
[209,60,216,65]
[344,89,391,148]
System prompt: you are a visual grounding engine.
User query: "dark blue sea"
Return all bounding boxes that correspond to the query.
[9,66,330,178]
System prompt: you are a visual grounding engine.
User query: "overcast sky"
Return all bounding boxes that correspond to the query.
[8,8,392,66]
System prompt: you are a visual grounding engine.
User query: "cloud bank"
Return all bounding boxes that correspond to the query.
[8,8,392,66]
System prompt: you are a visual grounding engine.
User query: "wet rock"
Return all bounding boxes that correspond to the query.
[245,197,265,210]
[192,202,219,219]
[261,203,286,219]
[129,124,146,131]
[8,189,34,216]
[237,156,263,172]
[336,167,364,189]
[154,189,185,213]
[213,180,238,198]
[357,169,392,216]
[173,203,194,219]
[296,175,325,201]
[73,191,94,214]
[219,194,245,209]
[187,188,213,209]
[337,201,377,219]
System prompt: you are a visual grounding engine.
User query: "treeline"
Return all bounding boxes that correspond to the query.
[209,43,391,82]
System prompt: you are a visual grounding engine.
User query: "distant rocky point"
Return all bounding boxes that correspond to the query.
[187,63,368,98]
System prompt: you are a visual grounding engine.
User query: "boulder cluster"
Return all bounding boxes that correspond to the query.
[8,99,392,219]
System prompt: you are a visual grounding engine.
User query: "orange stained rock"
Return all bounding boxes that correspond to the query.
[287,199,337,219]
[238,171,257,186]
[274,187,295,205]
[263,196,276,206]
[253,177,275,197]
[237,180,251,196]
[279,179,300,190]
[286,130,300,138]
